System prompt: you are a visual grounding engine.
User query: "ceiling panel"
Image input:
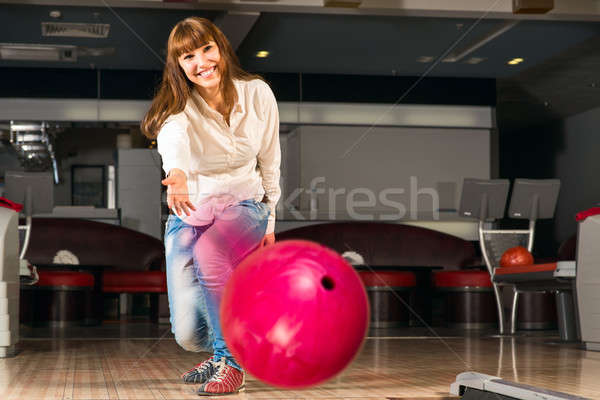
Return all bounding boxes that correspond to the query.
[1,3,598,79]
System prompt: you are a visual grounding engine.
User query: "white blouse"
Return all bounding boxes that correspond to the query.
[156,78,281,234]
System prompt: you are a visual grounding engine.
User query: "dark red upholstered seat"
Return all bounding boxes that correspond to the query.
[21,270,95,326]
[433,270,495,328]
[276,222,478,269]
[494,263,556,276]
[103,271,167,293]
[36,270,94,287]
[433,270,492,288]
[358,270,415,328]
[359,270,416,287]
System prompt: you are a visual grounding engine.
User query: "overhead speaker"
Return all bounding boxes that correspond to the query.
[512,0,554,14]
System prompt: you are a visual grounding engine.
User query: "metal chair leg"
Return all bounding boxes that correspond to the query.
[119,293,132,315]
[492,282,506,334]
[510,289,519,334]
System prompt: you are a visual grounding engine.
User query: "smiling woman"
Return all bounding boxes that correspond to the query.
[177,42,224,116]
[140,17,281,396]
[141,17,264,137]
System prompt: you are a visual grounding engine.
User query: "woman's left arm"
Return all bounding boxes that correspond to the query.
[257,83,282,246]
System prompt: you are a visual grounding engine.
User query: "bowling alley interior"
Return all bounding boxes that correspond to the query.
[1,0,600,399]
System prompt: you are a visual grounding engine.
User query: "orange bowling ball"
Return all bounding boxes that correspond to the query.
[499,246,534,267]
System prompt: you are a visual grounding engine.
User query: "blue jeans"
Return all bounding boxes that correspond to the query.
[164,199,269,371]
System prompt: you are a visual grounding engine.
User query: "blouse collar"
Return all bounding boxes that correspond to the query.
[190,79,244,116]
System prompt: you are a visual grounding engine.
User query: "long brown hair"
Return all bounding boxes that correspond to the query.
[141,17,263,139]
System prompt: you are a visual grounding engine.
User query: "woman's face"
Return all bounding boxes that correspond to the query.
[178,41,221,92]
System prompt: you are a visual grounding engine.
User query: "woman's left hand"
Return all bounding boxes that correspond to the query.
[260,232,275,247]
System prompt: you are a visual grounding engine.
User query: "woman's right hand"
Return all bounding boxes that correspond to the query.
[161,169,196,216]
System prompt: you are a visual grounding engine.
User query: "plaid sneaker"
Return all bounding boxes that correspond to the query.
[197,357,245,396]
[181,356,216,384]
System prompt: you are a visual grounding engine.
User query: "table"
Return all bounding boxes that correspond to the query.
[34,263,112,326]
[354,265,443,326]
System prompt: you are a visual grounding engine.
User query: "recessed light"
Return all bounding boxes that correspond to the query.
[508,57,524,65]
[465,57,486,64]
[255,50,269,58]
[416,56,434,63]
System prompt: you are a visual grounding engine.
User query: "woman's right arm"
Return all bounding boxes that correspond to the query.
[156,118,196,216]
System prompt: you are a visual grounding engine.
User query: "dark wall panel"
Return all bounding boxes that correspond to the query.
[0,67,496,106]
[0,67,96,98]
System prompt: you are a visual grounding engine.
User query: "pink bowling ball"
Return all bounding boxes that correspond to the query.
[220,240,369,389]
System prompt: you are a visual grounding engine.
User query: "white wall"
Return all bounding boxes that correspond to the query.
[283,125,490,221]
[0,145,24,196]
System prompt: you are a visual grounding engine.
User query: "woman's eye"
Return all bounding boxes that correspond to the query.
[184,54,193,60]
[204,45,212,52]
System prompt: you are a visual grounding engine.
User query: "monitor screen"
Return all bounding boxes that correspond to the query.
[459,178,510,221]
[508,179,560,220]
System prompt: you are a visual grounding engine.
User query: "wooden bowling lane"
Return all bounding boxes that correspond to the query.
[1,335,599,399]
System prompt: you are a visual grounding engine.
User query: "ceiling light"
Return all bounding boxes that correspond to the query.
[444,20,518,63]
[255,50,269,58]
[507,57,524,65]
[0,43,77,62]
[465,57,486,64]
[416,56,434,63]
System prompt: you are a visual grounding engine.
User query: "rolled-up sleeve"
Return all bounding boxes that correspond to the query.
[257,84,281,234]
[156,115,191,179]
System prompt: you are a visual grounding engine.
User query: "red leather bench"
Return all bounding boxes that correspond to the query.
[359,270,416,328]
[433,270,495,329]
[20,270,94,327]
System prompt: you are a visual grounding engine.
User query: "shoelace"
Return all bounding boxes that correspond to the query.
[194,359,213,374]
[208,359,229,383]
[183,357,213,378]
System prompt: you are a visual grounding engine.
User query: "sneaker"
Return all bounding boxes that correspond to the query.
[197,357,245,396]
[181,356,216,384]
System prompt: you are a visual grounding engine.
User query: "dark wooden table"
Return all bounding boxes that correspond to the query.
[354,265,443,326]
[35,263,112,326]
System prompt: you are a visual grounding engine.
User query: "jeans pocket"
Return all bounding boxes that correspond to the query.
[165,215,181,236]
[256,200,270,217]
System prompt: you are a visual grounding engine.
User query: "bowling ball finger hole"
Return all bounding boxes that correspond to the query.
[321,276,335,290]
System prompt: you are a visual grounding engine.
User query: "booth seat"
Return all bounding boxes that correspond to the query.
[276,222,479,268]
[23,218,167,322]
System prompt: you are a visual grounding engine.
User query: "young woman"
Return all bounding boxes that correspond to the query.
[141,17,281,396]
